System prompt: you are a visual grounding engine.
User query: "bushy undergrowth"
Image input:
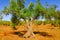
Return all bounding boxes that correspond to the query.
[43,21,51,25]
[0,21,25,26]
[0,20,60,27]
[18,21,25,25]
[34,20,60,27]
[0,21,12,26]
[34,20,42,25]
[51,20,60,27]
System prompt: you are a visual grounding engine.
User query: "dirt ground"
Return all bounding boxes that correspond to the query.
[0,24,60,40]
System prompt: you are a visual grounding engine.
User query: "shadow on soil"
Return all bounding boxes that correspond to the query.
[34,32,52,37]
[13,31,52,37]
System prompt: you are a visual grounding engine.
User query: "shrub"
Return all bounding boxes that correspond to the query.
[34,20,42,25]
[1,21,11,26]
[51,20,59,27]
[43,20,51,25]
[18,21,25,25]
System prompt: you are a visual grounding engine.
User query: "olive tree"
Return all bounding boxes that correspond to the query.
[2,0,46,39]
[20,0,46,39]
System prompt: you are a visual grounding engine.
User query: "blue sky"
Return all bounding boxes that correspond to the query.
[0,0,60,21]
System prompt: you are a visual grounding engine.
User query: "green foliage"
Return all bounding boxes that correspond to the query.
[17,0,25,9]
[34,0,46,19]
[34,20,42,25]
[21,8,33,19]
[43,21,51,25]
[0,21,11,26]
[11,14,19,25]
[28,2,34,11]
[18,21,25,25]
[2,0,60,28]
[51,20,60,27]
[0,13,2,22]
[2,0,25,29]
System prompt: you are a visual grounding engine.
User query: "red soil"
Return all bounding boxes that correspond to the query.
[0,24,60,40]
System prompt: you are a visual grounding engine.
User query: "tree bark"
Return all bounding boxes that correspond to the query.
[23,19,31,38]
[23,19,37,40]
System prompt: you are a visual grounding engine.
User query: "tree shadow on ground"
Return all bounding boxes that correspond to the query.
[14,32,24,37]
[34,31,52,37]
[13,31,52,37]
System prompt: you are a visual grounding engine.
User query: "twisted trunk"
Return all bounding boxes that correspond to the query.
[23,19,37,40]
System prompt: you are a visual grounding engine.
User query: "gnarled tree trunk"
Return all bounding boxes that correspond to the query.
[23,19,37,40]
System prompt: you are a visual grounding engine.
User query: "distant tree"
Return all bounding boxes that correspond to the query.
[0,13,2,22]
[45,4,57,24]
[0,12,3,25]
[54,10,60,27]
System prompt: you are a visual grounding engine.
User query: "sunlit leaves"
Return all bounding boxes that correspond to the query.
[17,0,25,9]
[21,8,32,19]
[55,10,60,19]
[3,6,11,15]
[11,14,19,25]
[34,0,46,19]
[28,2,34,11]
